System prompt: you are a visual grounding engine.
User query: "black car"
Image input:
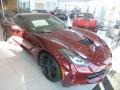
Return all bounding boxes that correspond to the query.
[54,10,67,20]
[31,9,48,13]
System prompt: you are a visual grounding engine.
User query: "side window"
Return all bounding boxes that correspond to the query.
[13,16,25,28]
[18,16,25,28]
[13,16,18,24]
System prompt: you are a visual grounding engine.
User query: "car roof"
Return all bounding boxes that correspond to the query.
[16,13,52,18]
[76,13,93,17]
[31,9,47,11]
[76,13,92,15]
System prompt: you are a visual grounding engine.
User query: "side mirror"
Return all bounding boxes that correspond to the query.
[12,25,25,31]
[68,26,72,29]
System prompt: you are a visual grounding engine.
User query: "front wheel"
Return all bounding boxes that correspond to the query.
[38,52,62,82]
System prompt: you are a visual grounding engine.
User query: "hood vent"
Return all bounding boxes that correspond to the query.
[80,37,94,46]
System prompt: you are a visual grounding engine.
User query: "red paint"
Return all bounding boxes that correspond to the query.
[73,14,97,32]
[1,13,112,85]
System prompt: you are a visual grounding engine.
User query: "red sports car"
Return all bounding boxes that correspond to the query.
[1,13,112,86]
[73,13,97,32]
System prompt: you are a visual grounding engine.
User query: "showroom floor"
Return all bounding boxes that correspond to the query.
[0,23,120,90]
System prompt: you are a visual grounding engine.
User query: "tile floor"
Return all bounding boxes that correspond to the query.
[0,29,96,90]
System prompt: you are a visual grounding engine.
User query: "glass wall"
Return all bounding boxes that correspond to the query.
[17,0,30,13]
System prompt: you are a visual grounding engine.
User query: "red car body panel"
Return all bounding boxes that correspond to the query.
[73,18,97,27]
[73,15,97,32]
[2,13,112,85]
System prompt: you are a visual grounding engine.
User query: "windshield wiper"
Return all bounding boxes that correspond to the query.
[40,31,51,33]
[43,29,52,33]
[36,29,52,33]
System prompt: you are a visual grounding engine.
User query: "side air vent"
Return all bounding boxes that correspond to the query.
[88,70,106,79]
[80,37,94,46]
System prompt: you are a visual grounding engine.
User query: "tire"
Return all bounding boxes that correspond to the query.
[3,30,8,41]
[106,32,109,37]
[38,52,61,82]
[115,37,120,47]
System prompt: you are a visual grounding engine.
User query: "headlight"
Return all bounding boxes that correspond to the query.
[59,49,87,66]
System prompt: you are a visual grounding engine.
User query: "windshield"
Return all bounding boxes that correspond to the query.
[76,13,94,19]
[26,15,67,33]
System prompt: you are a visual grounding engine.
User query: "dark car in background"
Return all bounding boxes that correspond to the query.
[73,13,97,32]
[54,9,68,20]
[19,8,30,13]
[31,9,48,13]
[69,10,76,19]
[69,9,81,19]
[1,13,112,86]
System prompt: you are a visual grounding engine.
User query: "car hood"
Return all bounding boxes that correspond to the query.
[35,28,111,65]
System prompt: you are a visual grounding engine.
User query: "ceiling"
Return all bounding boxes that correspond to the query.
[58,0,92,2]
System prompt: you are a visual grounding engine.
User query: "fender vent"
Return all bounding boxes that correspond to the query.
[80,37,94,46]
[88,70,106,79]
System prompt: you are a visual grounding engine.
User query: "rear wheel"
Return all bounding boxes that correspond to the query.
[106,32,108,37]
[38,52,62,82]
[3,30,8,41]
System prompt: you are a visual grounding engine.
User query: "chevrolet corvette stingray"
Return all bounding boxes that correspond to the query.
[1,13,112,86]
[73,13,97,32]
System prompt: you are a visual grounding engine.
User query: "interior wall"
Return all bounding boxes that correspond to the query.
[30,0,57,11]
[6,0,17,12]
[92,0,120,25]
[30,0,44,10]
[0,0,17,12]
[44,0,57,11]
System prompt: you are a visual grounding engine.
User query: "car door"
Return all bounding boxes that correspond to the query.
[13,15,34,50]
[12,15,25,37]
[23,20,44,50]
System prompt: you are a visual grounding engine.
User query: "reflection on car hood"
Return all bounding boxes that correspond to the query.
[35,28,111,65]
